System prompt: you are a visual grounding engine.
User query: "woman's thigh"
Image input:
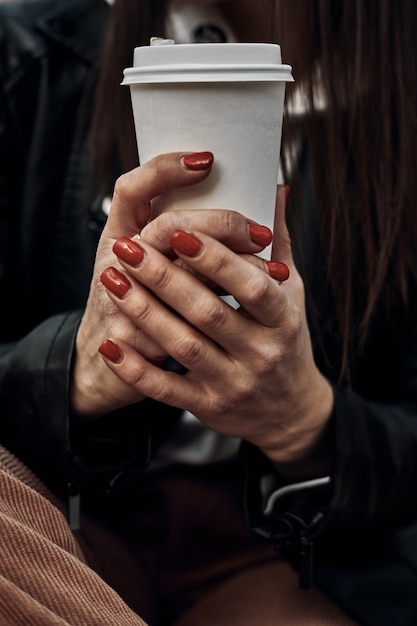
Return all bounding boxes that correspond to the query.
[172,559,359,626]
[85,463,357,626]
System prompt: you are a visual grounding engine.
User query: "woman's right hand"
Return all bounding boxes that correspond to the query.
[70,152,273,418]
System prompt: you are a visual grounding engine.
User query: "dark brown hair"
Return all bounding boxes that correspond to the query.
[275,0,417,378]
[90,0,167,186]
[91,0,417,380]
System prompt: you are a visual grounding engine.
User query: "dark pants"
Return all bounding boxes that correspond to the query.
[0,446,357,625]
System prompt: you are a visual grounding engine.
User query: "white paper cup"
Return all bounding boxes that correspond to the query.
[122,43,293,250]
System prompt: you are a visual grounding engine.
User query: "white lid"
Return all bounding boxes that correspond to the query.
[122,43,294,84]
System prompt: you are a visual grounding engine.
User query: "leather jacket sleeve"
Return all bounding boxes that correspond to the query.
[240,144,417,591]
[0,311,159,497]
[241,287,417,590]
[0,312,86,494]
[0,0,182,500]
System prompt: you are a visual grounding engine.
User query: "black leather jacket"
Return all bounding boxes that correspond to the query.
[1,1,417,624]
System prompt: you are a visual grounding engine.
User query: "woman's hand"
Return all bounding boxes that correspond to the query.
[71,152,273,418]
[98,185,335,477]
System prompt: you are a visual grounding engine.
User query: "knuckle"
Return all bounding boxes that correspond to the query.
[152,380,176,405]
[208,370,253,416]
[232,372,257,402]
[131,297,155,326]
[286,312,303,342]
[146,156,175,194]
[126,363,176,406]
[151,262,172,290]
[153,212,180,242]
[256,348,280,375]
[148,156,163,180]
[206,393,229,418]
[196,297,228,330]
[113,171,134,202]
[220,210,241,236]
[245,273,271,305]
[125,361,148,387]
[140,213,171,249]
[173,332,204,365]
[214,254,231,276]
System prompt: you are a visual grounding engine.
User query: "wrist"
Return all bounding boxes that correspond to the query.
[70,346,110,419]
[260,376,335,480]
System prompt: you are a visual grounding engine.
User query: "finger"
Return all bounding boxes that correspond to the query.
[272,184,294,267]
[103,151,214,239]
[113,235,287,332]
[100,265,230,376]
[168,230,290,327]
[98,339,213,417]
[107,238,256,355]
[239,253,290,284]
[140,209,272,257]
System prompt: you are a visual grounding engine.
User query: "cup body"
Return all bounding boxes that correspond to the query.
[122,43,294,248]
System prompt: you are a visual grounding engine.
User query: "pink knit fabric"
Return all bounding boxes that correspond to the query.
[0,445,358,625]
[0,446,147,626]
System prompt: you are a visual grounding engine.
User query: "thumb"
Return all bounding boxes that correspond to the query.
[103,152,214,239]
[271,184,293,267]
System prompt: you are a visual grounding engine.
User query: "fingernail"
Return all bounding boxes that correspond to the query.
[98,339,123,363]
[113,237,145,267]
[248,223,273,247]
[266,261,290,282]
[100,267,131,298]
[181,151,214,171]
[169,230,203,257]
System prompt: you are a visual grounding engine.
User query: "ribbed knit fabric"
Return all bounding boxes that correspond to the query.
[0,446,358,625]
[0,445,147,626]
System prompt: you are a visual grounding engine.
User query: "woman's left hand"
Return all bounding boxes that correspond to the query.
[99,186,334,477]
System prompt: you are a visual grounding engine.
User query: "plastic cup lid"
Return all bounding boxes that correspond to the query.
[122,43,294,84]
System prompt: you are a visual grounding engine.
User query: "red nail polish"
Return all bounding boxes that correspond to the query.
[113,237,145,267]
[266,261,290,282]
[182,151,214,171]
[98,339,122,363]
[169,230,203,257]
[100,267,131,298]
[248,223,273,247]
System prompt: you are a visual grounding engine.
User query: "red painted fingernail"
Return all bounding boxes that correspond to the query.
[98,339,123,363]
[113,237,145,267]
[266,261,290,282]
[182,151,214,171]
[100,267,131,298]
[169,230,203,257]
[248,223,273,247]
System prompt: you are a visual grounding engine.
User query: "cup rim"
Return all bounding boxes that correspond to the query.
[122,42,294,85]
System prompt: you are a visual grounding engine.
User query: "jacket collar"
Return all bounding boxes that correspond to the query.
[36,0,110,65]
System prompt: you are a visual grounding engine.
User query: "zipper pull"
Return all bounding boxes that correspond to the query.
[299,535,314,589]
[68,484,80,531]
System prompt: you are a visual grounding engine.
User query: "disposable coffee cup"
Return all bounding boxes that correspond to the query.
[122,42,294,256]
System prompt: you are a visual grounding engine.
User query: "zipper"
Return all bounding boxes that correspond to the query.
[299,534,314,589]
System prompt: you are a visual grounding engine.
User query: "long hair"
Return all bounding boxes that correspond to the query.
[275,0,417,379]
[90,0,417,381]
[90,0,167,186]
